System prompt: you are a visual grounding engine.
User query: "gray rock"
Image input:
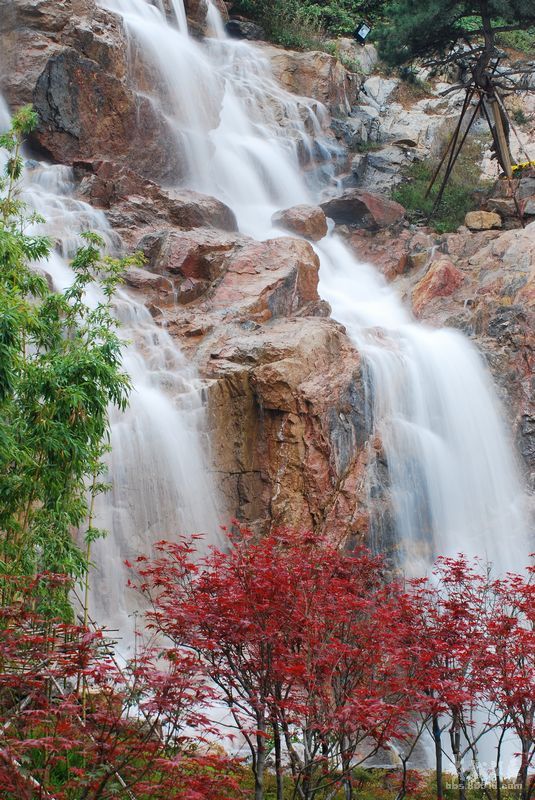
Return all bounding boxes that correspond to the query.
[225,19,265,40]
[330,117,367,150]
[519,178,535,200]
[361,76,398,109]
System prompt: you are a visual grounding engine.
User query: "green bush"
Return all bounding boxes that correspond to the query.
[392,136,491,233]
[495,26,535,54]
[229,0,387,44]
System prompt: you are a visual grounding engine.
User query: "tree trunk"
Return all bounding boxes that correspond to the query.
[254,718,267,800]
[273,719,284,800]
[450,715,466,800]
[433,713,444,800]
[474,0,495,88]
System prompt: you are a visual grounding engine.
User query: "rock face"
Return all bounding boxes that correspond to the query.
[260,44,361,115]
[3,0,532,542]
[321,190,405,229]
[412,258,464,317]
[184,0,229,36]
[205,318,371,535]
[0,0,181,181]
[272,204,328,242]
[122,224,375,538]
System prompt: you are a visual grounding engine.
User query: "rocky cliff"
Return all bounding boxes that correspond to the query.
[1,0,533,543]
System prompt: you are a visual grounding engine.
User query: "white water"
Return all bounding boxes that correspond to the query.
[0,100,222,640]
[100,0,530,576]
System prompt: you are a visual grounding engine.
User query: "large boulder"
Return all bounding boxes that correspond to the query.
[272,204,328,242]
[225,19,265,40]
[321,190,405,229]
[465,211,502,231]
[0,0,182,181]
[412,258,464,317]
[207,237,321,322]
[260,43,361,115]
[73,160,238,238]
[203,318,373,537]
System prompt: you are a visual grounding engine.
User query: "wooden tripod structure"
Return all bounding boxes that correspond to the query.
[425,60,526,227]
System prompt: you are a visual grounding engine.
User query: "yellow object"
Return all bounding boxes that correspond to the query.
[512,160,535,173]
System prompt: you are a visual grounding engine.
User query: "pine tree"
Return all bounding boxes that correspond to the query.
[377,0,535,83]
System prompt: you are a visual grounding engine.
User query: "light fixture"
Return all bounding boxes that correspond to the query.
[354,20,372,45]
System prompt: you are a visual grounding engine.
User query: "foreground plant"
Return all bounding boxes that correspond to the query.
[0,107,139,615]
[0,574,241,800]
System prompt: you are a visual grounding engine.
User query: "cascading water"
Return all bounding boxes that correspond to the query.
[0,98,223,640]
[100,0,530,576]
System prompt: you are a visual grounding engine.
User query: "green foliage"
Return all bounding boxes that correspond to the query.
[375,0,535,66]
[392,136,491,232]
[512,108,528,126]
[230,0,387,44]
[496,26,535,54]
[0,108,137,616]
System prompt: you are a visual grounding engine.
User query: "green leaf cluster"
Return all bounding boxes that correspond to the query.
[0,107,136,616]
[375,0,535,66]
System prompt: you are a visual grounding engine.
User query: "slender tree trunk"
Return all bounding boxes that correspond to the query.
[433,713,444,800]
[395,757,408,800]
[450,715,466,800]
[341,738,353,800]
[255,718,267,800]
[273,719,284,800]
[519,738,529,800]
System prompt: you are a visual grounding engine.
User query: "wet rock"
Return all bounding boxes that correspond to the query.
[412,258,464,316]
[321,190,405,229]
[261,44,361,115]
[0,0,182,182]
[465,210,502,230]
[272,204,328,242]
[203,318,371,535]
[517,415,535,487]
[184,0,228,36]
[226,19,265,40]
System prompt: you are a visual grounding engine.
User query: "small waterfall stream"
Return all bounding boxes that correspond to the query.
[100,0,530,574]
[0,99,223,640]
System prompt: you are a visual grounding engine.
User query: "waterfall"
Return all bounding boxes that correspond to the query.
[99,0,530,574]
[0,100,223,642]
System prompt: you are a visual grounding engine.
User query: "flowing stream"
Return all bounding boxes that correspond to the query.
[0,94,223,640]
[100,0,530,575]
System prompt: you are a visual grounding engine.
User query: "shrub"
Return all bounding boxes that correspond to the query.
[392,135,491,233]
